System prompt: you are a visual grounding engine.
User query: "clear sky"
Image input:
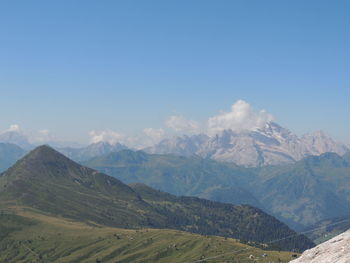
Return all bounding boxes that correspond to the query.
[1,0,349,145]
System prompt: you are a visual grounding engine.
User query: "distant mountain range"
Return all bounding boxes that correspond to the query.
[57,141,128,162]
[0,143,26,171]
[1,138,349,231]
[0,145,313,252]
[85,150,350,230]
[0,121,348,167]
[145,122,349,167]
[0,130,33,150]
[1,122,349,232]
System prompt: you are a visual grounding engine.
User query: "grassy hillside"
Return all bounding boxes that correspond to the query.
[0,207,299,263]
[0,146,314,252]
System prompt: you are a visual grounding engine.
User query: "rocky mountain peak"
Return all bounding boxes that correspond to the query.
[145,121,349,167]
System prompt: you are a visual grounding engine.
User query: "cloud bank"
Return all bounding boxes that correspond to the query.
[1,100,275,148]
[89,130,124,145]
[86,100,274,148]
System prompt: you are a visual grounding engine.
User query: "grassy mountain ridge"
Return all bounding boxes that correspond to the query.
[0,145,314,252]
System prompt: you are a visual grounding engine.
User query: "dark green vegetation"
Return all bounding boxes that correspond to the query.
[85,150,350,229]
[0,142,26,172]
[0,209,298,263]
[0,146,313,252]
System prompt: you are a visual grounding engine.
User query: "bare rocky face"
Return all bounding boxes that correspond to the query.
[291,229,350,263]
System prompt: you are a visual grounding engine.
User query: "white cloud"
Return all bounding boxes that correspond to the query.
[7,124,20,132]
[121,128,165,149]
[143,128,165,141]
[89,130,124,145]
[88,128,166,149]
[207,100,273,134]
[165,115,201,134]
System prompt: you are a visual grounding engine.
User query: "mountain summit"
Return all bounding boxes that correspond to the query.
[0,145,154,228]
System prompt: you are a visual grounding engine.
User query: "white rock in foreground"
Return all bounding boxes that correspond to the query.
[290,229,350,263]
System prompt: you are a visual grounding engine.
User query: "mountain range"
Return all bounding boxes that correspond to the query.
[1,122,349,234]
[0,143,26,172]
[57,141,128,162]
[0,130,33,150]
[145,122,349,167]
[0,145,313,252]
[1,121,348,168]
[85,150,350,230]
[1,137,349,232]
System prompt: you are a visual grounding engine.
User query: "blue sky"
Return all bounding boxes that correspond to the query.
[1,0,349,145]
